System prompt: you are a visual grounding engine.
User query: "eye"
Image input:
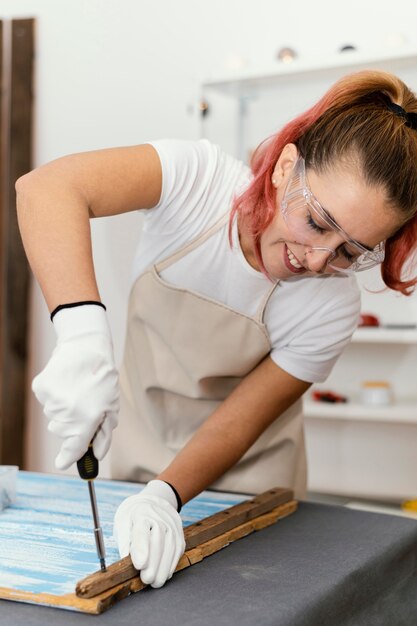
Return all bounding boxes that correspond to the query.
[339,245,356,262]
[306,212,326,233]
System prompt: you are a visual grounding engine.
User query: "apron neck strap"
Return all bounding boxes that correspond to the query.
[155,212,230,273]
[255,280,279,324]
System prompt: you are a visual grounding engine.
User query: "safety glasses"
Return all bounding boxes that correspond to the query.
[280,156,385,273]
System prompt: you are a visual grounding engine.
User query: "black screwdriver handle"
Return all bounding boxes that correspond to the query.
[77,441,99,480]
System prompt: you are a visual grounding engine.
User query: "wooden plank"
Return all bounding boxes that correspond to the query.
[184,487,292,548]
[0,499,297,614]
[76,487,293,599]
[0,19,34,465]
[0,473,297,614]
[0,472,256,609]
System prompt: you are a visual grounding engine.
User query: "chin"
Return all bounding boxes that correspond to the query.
[264,264,290,280]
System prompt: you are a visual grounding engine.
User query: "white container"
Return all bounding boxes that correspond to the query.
[360,381,394,406]
[0,466,18,511]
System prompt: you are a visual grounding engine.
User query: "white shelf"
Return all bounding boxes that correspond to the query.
[202,48,417,96]
[351,327,417,344]
[304,398,417,425]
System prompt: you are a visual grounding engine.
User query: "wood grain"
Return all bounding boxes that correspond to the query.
[76,487,293,599]
[0,498,297,614]
[0,473,252,609]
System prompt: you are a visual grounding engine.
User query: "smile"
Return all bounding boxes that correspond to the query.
[286,246,304,270]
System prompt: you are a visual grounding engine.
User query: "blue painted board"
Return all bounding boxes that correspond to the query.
[0,471,246,605]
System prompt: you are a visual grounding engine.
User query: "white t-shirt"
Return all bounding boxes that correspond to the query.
[131,139,361,383]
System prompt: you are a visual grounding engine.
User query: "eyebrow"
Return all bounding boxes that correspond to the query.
[304,164,374,252]
[320,205,373,252]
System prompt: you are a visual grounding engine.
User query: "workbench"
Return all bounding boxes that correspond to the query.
[1,497,417,625]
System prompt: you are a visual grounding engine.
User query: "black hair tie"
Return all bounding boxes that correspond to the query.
[386,102,417,130]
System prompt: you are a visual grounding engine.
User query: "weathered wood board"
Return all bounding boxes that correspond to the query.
[0,472,295,614]
[0,472,248,610]
[76,487,295,599]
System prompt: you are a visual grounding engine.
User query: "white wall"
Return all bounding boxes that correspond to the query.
[2,0,417,477]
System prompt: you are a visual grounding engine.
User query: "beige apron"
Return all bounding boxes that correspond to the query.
[112,213,307,498]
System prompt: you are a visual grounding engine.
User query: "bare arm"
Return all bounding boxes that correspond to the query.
[158,356,311,503]
[16,144,162,312]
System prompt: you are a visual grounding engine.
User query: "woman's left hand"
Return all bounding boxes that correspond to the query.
[113,480,186,588]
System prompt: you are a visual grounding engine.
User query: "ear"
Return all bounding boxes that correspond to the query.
[271,143,298,188]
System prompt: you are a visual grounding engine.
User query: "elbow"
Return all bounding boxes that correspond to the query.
[15,171,35,195]
[15,173,25,198]
[15,170,39,216]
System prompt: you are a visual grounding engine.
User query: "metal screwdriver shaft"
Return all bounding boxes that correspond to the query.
[77,442,107,572]
[87,480,106,572]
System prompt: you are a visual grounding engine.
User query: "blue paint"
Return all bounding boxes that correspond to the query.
[0,471,246,598]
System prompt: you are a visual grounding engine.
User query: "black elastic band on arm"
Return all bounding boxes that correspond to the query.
[163,481,183,513]
[50,301,106,322]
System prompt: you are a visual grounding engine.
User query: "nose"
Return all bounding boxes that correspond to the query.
[304,247,335,273]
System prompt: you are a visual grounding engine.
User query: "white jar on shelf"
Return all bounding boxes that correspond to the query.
[360,381,394,406]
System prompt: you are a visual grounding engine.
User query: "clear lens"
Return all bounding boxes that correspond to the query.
[281,157,385,273]
[349,242,385,272]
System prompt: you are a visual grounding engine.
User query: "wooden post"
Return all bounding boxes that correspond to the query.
[0,19,34,465]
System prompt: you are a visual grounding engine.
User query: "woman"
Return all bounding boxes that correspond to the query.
[16,69,417,588]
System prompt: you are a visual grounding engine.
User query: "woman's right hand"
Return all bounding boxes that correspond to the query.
[113,480,186,588]
[32,304,119,470]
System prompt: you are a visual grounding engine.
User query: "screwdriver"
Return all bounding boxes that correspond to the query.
[77,441,107,572]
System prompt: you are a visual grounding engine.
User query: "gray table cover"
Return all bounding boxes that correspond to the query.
[1,502,416,626]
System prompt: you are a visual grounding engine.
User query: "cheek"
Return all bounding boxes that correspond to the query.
[260,236,286,272]
[261,213,288,246]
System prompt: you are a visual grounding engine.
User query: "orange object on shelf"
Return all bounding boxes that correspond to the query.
[359,313,380,327]
[402,500,417,512]
[311,390,348,404]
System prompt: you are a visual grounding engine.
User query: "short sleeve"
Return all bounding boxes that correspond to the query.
[268,275,361,383]
[130,138,249,283]
[144,139,232,236]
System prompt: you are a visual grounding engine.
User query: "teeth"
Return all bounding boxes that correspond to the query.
[286,247,303,269]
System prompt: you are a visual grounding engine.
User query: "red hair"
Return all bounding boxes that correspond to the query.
[231,70,417,294]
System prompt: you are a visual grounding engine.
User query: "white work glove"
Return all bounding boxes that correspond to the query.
[32,304,119,470]
[113,479,186,588]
